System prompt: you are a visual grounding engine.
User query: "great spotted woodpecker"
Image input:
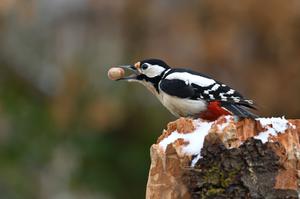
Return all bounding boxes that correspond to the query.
[117,58,257,121]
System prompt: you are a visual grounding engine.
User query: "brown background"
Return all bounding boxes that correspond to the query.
[0,0,300,198]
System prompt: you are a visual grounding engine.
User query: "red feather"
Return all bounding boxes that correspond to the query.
[200,101,232,121]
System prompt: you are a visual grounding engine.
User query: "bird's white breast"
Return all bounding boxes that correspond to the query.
[158,91,207,117]
[138,79,207,118]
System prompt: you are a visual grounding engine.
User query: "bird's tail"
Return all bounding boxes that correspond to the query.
[221,103,258,119]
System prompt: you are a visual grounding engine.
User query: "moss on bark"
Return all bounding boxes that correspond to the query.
[183,138,298,199]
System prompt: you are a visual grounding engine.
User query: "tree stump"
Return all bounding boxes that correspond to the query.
[146,116,300,199]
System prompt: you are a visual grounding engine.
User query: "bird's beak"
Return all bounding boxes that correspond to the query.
[117,62,141,81]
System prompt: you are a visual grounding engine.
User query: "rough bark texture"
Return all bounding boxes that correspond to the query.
[185,138,297,198]
[146,117,300,199]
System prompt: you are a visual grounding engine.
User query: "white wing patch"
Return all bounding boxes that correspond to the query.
[226,89,235,95]
[166,72,215,87]
[211,84,220,91]
[244,99,254,104]
[219,93,227,101]
[231,96,241,102]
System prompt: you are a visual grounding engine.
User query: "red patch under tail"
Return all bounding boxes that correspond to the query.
[200,101,232,121]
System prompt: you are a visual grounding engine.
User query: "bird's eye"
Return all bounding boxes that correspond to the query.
[141,64,148,70]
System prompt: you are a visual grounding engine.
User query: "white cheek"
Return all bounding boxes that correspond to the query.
[145,69,158,78]
[144,65,165,78]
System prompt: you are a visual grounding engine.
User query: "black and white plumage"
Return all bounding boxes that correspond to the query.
[117,58,257,120]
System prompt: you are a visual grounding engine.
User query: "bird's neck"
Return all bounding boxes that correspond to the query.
[140,81,160,98]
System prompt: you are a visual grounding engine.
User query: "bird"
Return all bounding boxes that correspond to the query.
[116,58,257,121]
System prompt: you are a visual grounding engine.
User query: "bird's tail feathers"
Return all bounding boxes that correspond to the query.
[222,103,258,119]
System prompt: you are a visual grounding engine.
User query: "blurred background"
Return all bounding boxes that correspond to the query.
[0,0,300,198]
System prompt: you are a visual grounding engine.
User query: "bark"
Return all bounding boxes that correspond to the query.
[146,116,300,199]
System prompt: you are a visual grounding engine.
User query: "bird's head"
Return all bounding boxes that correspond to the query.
[117,58,170,82]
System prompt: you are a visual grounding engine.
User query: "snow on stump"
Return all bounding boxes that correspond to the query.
[145,116,300,199]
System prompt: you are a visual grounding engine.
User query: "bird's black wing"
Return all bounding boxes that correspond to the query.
[160,68,258,118]
[159,79,197,98]
[190,82,258,118]
[160,78,258,118]
[160,78,255,108]
[192,82,256,109]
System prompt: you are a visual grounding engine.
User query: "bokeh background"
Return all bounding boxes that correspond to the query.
[0,0,300,198]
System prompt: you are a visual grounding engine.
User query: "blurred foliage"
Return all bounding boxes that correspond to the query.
[0,0,300,199]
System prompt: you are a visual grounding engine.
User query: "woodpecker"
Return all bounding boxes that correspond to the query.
[117,58,257,121]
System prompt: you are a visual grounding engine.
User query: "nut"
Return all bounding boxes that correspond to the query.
[107,67,125,80]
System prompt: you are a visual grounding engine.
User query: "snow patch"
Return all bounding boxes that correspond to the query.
[191,154,201,167]
[158,116,295,167]
[217,115,232,131]
[158,120,213,166]
[255,117,294,143]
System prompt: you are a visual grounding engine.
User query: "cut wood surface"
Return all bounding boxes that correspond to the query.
[146,116,300,199]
